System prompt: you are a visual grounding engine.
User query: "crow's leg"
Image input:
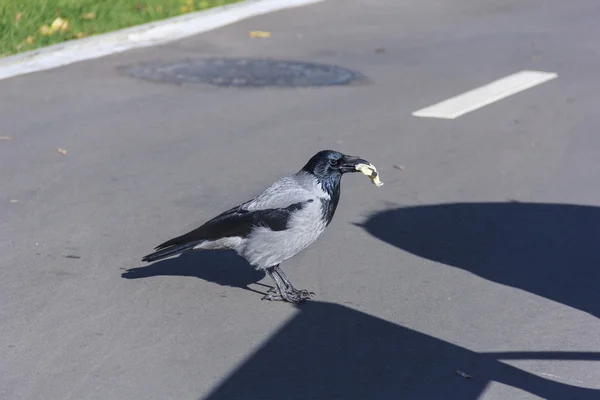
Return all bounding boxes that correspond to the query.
[266,266,310,292]
[262,265,313,303]
[265,265,291,293]
[275,266,314,299]
[262,266,289,302]
[273,266,294,289]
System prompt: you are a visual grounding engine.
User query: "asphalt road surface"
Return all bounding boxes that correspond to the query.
[2,0,600,399]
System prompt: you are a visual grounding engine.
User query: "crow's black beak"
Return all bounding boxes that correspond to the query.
[340,155,372,173]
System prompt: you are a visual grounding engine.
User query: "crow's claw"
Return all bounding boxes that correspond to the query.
[261,288,315,303]
[284,288,314,303]
[261,293,284,302]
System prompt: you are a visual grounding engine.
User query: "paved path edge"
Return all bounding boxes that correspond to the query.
[0,0,325,81]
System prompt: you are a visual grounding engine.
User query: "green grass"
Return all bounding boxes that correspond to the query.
[0,0,242,57]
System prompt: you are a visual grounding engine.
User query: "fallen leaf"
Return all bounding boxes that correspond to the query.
[75,32,87,39]
[81,12,96,20]
[393,164,405,171]
[39,24,52,35]
[16,12,23,22]
[456,370,473,379]
[51,17,69,32]
[0,136,12,140]
[24,36,35,45]
[57,148,68,155]
[249,30,271,38]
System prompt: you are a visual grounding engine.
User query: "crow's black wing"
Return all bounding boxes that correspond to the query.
[152,200,311,251]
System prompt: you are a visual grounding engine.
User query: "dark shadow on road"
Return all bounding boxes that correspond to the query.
[203,301,600,399]
[121,249,268,295]
[358,202,600,319]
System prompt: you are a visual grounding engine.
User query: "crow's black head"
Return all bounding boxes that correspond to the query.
[301,150,371,180]
[301,150,375,226]
[301,149,373,203]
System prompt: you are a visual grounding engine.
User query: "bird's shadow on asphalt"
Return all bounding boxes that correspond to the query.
[358,201,600,319]
[121,250,270,295]
[203,300,600,399]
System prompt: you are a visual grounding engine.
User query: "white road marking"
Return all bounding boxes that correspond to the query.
[412,70,558,119]
[0,0,324,82]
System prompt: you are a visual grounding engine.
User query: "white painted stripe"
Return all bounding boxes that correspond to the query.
[0,0,324,82]
[412,70,558,119]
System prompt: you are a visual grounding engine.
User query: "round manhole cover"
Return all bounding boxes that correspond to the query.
[119,58,364,87]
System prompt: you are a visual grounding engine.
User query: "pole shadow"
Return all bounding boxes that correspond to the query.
[358,202,600,319]
[203,301,600,399]
[121,249,268,295]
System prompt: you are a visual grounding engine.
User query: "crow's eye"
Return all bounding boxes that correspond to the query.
[329,158,340,167]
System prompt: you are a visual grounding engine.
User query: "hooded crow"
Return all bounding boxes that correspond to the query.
[142,150,379,303]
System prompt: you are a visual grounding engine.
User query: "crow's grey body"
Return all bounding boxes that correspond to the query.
[142,150,374,303]
[194,172,330,269]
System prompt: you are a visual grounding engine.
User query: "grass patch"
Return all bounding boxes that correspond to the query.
[0,0,243,57]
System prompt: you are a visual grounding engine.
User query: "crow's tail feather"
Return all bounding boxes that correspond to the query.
[141,242,198,263]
